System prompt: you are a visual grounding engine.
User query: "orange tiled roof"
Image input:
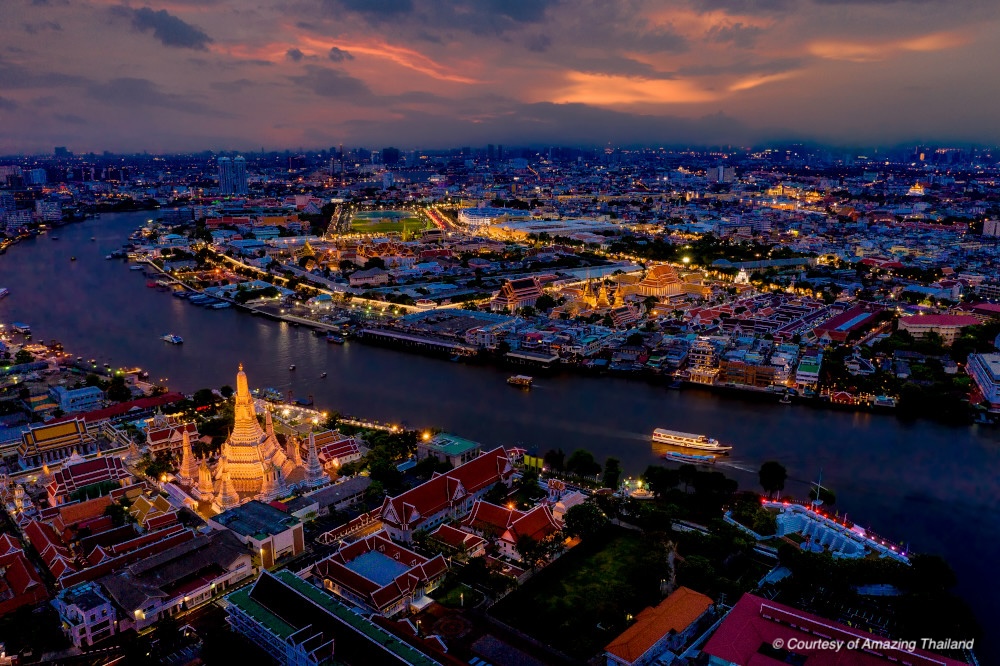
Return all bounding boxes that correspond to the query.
[605,587,713,664]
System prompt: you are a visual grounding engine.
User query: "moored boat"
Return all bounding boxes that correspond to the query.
[0,287,9,299]
[651,428,732,453]
[161,333,183,344]
[663,451,716,465]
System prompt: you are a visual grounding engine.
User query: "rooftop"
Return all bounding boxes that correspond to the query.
[213,500,300,539]
[422,433,481,457]
[605,586,713,664]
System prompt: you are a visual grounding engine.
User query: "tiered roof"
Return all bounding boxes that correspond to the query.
[47,457,133,503]
[380,448,513,532]
[315,533,447,613]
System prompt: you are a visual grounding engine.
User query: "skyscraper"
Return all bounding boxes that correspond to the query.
[218,155,248,195]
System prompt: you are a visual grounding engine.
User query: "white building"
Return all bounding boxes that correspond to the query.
[52,582,117,648]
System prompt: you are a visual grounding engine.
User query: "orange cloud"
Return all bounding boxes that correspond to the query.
[810,31,969,63]
[297,35,479,84]
[728,71,799,92]
[549,72,718,106]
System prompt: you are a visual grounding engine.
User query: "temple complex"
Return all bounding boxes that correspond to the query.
[197,365,316,512]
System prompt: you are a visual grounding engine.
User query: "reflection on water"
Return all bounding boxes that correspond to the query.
[1,211,999,658]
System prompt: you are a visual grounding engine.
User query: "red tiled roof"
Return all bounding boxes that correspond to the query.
[48,392,185,425]
[380,448,513,531]
[899,315,979,328]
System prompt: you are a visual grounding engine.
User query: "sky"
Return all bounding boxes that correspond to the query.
[1,0,999,154]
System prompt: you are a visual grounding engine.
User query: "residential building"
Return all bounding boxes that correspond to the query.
[313,533,447,616]
[416,433,481,467]
[218,156,248,196]
[349,267,389,287]
[604,587,714,666]
[967,353,1000,413]
[379,448,514,543]
[898,314,980,345]
[48,386,104,414]
[52,582,116,647]
[210,500,305,569]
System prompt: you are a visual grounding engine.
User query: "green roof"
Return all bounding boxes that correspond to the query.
[426,433,481,457]
[274,571,440,666]
[227,587,297,639]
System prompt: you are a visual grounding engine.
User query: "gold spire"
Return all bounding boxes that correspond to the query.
[178,429,198,486]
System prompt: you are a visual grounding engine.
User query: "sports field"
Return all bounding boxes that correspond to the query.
[350,210,430,234]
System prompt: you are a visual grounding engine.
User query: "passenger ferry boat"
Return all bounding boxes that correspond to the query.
[663,451,716,465]
[651,428,732,453]
[507,375,533,388]
[161,334,183,344]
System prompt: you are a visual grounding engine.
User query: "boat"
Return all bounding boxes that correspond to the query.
[70,256,76,261]
[0,288,9,299]
[90,237,96,241]
[146,281,158,288]
[320,372,328,378]
[51,236,59,240]
[289,364,296,371]
[210,302,232,309]
[326,333,344,344]
[663,451,716,465]
[129,265,144,271]
[779,394,792,404]
[105,255,113,260]
[161,334,183,344]
[651,428,732,453]
[507,375,533,388]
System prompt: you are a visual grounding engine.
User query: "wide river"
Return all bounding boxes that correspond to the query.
[3,212,999,656]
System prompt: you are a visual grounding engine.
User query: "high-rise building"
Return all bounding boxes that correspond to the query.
[983,219,1000,237]
[218,156,248,195]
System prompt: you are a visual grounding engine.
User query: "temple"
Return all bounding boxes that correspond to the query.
[203,365,313,511]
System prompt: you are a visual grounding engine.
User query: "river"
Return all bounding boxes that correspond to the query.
[3,211,999,658]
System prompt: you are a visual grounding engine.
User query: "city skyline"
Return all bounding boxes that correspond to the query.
[2,0,1000,153]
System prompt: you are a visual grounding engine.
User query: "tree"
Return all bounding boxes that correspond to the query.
[13,349,33,365]
[219,385,234,398]
[534,293,557,311]
[563,502,609,540]
[543,448,565,471]
[106,375,131,403]
[192,388,217,407]
[625,332,644,347]
[364,257,386,270]
[601,457,622,489]
[643,465,679,496]
[515,534,547,570]
[758,461,787,498]
[677,464,698,493]
[566,449,601,477]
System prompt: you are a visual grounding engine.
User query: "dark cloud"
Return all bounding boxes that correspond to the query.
[286,48,305,62]
[327,0,414,22]
[524,34,551,53]
[289,66,371,99]
[326,0,556,34]
[127,7,213,50]
[0,58,87,89]
[696,0,793,12]
[340,100,750,147]
[707,22,763,48]
[85,77,219,115]
[328,47,354,63]
[23,21,62,35]
[572,56,677,80]
[0,97,17,111]
[53,113,86,124]
[210,78,257,94]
